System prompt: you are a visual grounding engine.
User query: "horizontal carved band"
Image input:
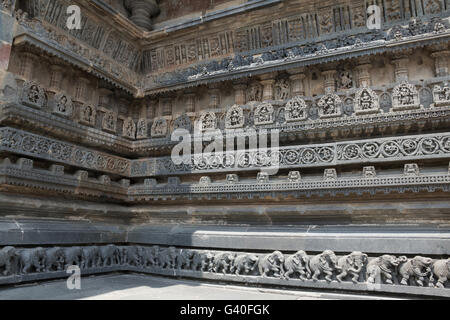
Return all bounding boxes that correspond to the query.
[4,79,450,153]
[131,132,450,177]
[0,245,448,297]
[1,156,449,202]
[0,127,130,176]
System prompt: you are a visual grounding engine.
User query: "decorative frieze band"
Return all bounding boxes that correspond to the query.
[1,156,449,202]
[130,132,450,177]
[0,127,130,176]
[0,244,448,297]
[146,18,450,93]
[128,169,450,201]
[0,158,128,200]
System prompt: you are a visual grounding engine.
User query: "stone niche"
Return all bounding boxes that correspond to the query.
[432,83,450,107]
[392,81,422,111]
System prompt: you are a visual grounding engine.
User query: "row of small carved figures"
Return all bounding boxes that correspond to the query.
[0,245,448,288]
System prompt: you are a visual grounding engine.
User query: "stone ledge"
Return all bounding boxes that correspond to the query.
[0,244,448,298]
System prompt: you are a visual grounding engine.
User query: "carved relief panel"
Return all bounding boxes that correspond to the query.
[52,93,73,117]
[318,94,343,118]
[173,114,193,133]
[285,96,307,122]
[432,83,450,107]
[79,104,97,126]
[354,87,380,115]
[151,118,168,138]
[123,118,136,139]
[254,103,274,125]
[225,105,245,129]
[274,79,291,100]
[246,82,263,102]
[136,119,148,139]
[199,112,217,131]
[102,111,117,133]
[20,81,46,109]
[392,81,422,111]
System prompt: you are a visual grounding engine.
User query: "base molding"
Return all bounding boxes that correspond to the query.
[0,243,448,298]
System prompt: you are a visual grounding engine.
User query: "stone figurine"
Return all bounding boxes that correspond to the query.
[123,246,141,266]
[81,246,101,269]
[45,247,65,272]
[432,258,450,288]
[176,249,195,270]
[309,250,338,282]
[257,251,285,278]
[191,251,214,272]
[231,254,259,275]
[398,256,433,287]
[99,245,120,267]
[366,255,400,284]
[0,246,17,276]
[64,247,83,269]
[336,251,368,283]
[158,246,177,269]
[212,252,235,274]
[18,247,46,274]
[284,250,311,280]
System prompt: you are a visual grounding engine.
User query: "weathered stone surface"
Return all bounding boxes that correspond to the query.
[0,0,449,298]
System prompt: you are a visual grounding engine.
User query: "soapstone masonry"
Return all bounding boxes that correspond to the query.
[0,0,449,298]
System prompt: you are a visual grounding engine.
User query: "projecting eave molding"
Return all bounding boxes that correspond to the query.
[13,33,139,96]
[80,0,145,39]
[79,0,283,42]
[146,0,284,37]
[144,30,450,95]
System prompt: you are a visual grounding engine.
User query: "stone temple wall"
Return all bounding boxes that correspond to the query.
[0,0,449,297]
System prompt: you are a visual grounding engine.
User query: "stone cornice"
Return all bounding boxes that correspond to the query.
[2,126,450,182]
[146,0,284,40]
[144,30,450,94]
[131,132,450,177]
[0,103,135,155]
[77,0,145,39]
[3,95,450,157]
[13,31,140,95]
[128,173,450,202]
[0,127,131,176]
[1,155,449,204]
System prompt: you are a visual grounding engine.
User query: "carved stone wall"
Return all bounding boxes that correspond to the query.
[0,0,450,298]
[0,244,448,297]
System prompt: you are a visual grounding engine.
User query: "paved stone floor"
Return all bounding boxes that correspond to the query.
[0,273,400,300]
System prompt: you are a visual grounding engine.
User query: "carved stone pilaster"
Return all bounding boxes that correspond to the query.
[288,68,306,97]
[233,81,247,105]
[391,55,409,82]
[98,88,113,109]
[49,64,64,92]
[185,92,196,113]
[208,85,220,109]
[147,99,157,119]
[123,0,160,31]
[17,52,37,81]
[74,76,90,103]
[322,70,337,94]
[355,59,372,88]
[431,50,450,77]
[260,79,276,101]
[161,97,172,117]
